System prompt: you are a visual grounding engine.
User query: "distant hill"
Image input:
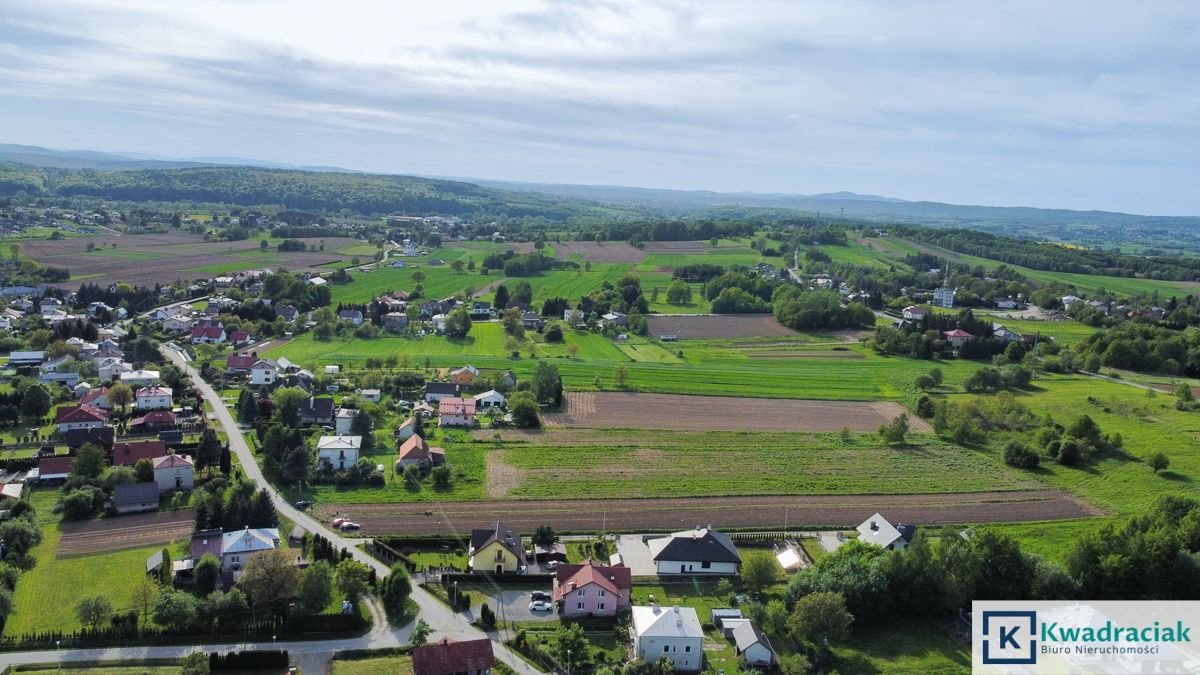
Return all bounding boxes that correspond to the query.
[0,143,212,170]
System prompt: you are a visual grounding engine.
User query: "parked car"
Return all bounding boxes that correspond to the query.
[339,521,361,531]
[544,560,560,570]
[531,591,551,602]
[294,500,313,510]
[528,600,553,612]
[332,517,349,527]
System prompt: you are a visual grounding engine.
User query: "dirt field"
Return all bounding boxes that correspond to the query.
[645,314,799,339]
[57,509,194,557]
[320,490,1100,536]
[642,241,722,253]
[551,241,645,263]
[19,232,360,288]
[545,392,932,433]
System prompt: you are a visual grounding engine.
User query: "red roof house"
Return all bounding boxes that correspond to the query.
[942,329,974,348]
[225,354,257,372]
[55,404,109,432]
[412,638,494,675]
[37,455,74,483]
[229,330,250,345]
[190,325,226,344]
[395,435,446,470]
[130,410,177,431]
[113,440,167,466]
[552,559,632,618]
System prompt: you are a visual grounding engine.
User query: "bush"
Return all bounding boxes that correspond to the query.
[1003,441,1040,469]
[61,489,100,520]
[544,325,564,343]
[1057,439,1082,466]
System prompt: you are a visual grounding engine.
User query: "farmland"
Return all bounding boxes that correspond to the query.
[644,313,799,339]
[56,509,195,557]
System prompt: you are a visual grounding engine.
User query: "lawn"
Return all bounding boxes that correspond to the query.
[331,653,412,675]
[273,322,512,363]
[13,667,181,675]
[330,266,480,304]
[490,431,1039,499]
[279,444,487,505]
[5,489,188,636]
[829,618,971,674]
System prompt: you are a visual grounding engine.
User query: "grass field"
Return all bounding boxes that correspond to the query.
[281,444,487,505]
[330,266,479,304]
[331,654,412,675]
[830,619,971,674]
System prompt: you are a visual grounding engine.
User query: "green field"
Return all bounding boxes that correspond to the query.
[281,444,486,504]
[330,266,479,304]
[331,654,413,675]
[830,619,971,674]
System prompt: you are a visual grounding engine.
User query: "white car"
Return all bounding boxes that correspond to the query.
[544,560,560,570]
[339,521,361,531]
[528,600,553,612]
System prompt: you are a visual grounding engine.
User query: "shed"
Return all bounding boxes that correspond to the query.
[289,525,307,546]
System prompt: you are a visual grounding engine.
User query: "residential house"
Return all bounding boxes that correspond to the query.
[564,308,586,326]
[337,309,364,325]
[221,527,281,580]
[992,325,1023,343]
[64,427,114,450]
[1061,295,1083,308]
[39,297,63,315]
[35,455,73,484]
[601,311,628,327]
[438,397,476,427]
[154,454,194,492]
[395,435,445,471]
[317,435,361,471]
[732,622,776,667]
[119,370,161,387]
[631,605,704,672]
[277,304,299,322]
[901,305,928,321]
[470,302,492,320]
[40,371,81,388]
[113,482,160,514]
[856,513,916,550]
[135,386,173,411]
[942,329,973,349]
[225,354,257,374]
[473,390,506,409]
[228,330,251,346]
[425,382,461,403]
[113,440,167,467]
[299,397,335,426]
[190,324,226,344]
[250,359,280,386]
[394,417,417,441]
[994,298,1020,310]
[521,312,544,330]
[468,521,523,574]
[41,355,73,373]
[77,386,112,411]
[73,381,92,399]
[648,527,741,575]
[431,314,448,333]
[359,388,381,403]
[552,560,632,618]
[8,351,45,368]
[163,315,194,333]
[130,410,177,432]
[933,286,956,309]
[383,312,408,332]
[96,358,129,382]
[55,404,109,433]
[412,638,495,675]
[449,365,479,386]
[334,408,356,435]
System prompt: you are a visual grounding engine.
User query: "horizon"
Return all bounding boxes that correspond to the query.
[2,1,1199,215]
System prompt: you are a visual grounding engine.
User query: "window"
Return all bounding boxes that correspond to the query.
[597,603,605,611]
[577,589,585,597]
[598,589,606,597]
[701,561,711,569]
[663,646,670,654]
[577,602,585,610]
[684,646,691,653]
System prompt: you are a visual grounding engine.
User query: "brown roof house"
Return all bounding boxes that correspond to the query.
[395,435,445,471]
[413,638,495,675]
[553,560,632,618]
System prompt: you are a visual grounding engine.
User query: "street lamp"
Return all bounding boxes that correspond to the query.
[566,649,571,675]
[273,634,277,647]
[56,640,61,672]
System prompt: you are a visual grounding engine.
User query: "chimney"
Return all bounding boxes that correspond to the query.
[870,521,878,531]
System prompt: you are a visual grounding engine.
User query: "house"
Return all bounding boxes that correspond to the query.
[317,435,361,471]
[856,513,915,550]
[631,605,704,672]
[228,330,250,346]
[710,608,744,630]
[337,309,364,326]
[412,637,495,675]
[553,559,632,618]
[601,311,628,327]
[98,358,131,382]
[113,482,160,514]
[154,454,194,492]
[8,351,45,367]
[119,370,161,387]
[648,527,741,575]
[732,621,777,667]
[55,404,109,433]
[473,390,506,409]
[468,521,523,574]
[277,304,299,322]
[521,312,544,330]
[64,426,114,450]
[39,297,63,315]
[1061,295,1083,307]
[933,286,955,309]
[901,305,928,321]
[394,417,417,441]
[0,482,25,502]
[225,354,257,374]
[383,312,409,332]
[564,308,586,326]
[130,410,177,432]
[308,276,328,286]
[73,381,92,399]
[221,527,281,579]
[35,455,74,484]
[250,359,280,386]
[41,355,73,373]
[162,315,194,333]
[40,371,82,388]
[942,329,974,348]
[113,440,167,467]
[425,382,461,403]
[449,365,479,386]
[992,325,1023,343]
[470,302,492,319]
[431,314,448,333]
[359,388,381,403]
[994,298,1020,310]
[500,371,517,389]
[190,324,227,344]
[335,408,357,435]
[299,397,335,426]
[135,386,173,411]
[438,397,476,427]
[395,434,445,471]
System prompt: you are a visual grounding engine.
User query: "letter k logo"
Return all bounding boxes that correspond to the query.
[981,611,1037,665]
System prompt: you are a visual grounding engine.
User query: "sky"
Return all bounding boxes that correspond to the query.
[1,0,1199,215]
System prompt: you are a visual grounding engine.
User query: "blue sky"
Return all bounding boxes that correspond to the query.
[1,0,1199,214]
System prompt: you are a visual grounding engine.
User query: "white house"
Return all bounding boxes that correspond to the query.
[163,315,194,333]
[856,513,916,550]
[358,388,381,403]
[901,305,928,321]
[933,286,955,309]
[135,386,173,411]
[250,359,279,386]
[98,358,130,382]
[732,622,776,667]
[317,435,361,471]
[394,417,417,441]
[564,309,586,326]
[648,527,741,575]
[631,605,704,672]
[153,454,194,492]
[54,404,109,433]
[335,408,357,435]
[473,390,506,409]
[220,528,280,579]
[1061,295,1083,307]
[119,370,161,387]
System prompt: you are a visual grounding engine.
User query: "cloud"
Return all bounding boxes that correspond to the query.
[0,0,1198,213]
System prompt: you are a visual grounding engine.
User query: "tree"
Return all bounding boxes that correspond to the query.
[9,243,20,261]
[153,590,199,632]
[450,260,465,274]
[194,554,221,595]
[76,595,113,630]
[71,443,108,481]
[260,239,269,251]
[349,408,376,451]
[1003,441,1040,469]
[554,622,590,672]
[271,386,310,427]
[219,444,232,476]
[411,270,426,284]
[380,564,412,623]
[565,343,580,359]
[107,382,133,412]
[878,414,909,446]
[444,306,473,339]
[410,618,433,647]
[19,384,50,420]
[196,429,222,473]
[334,559,371,603]
[297,561,334,612]
[236,389,258,424]
[494,284,510,311]
[237,548,301,610]
[741,555,779,595]
[431,465,452,486]
[134,458,154,483]
[532,525,559,548]
[613,363,629,388]
[181,652,210,675]
[131,576,159,630]
[666,279,693,304]
[508,391,540,428]
[532,361,562,405]
[789,591,853,647]
[1149,452,1171,474]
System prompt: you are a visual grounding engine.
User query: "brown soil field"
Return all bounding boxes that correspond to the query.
[645,314,798,339]
[642,241,743,253]
[320,491,1099,536]
[551,241,645,263]
[57,509,194,557]
[545,392,932,433]
[20,232,361,288]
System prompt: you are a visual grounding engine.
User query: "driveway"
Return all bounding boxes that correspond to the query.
[474,589,559,624]
[818,531,845,553]
[614,534,659,576]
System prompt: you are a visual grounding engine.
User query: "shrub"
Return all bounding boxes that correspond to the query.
[1003,441,1040,469]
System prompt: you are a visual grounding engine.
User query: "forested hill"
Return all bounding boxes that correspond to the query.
[0,163,633,221]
